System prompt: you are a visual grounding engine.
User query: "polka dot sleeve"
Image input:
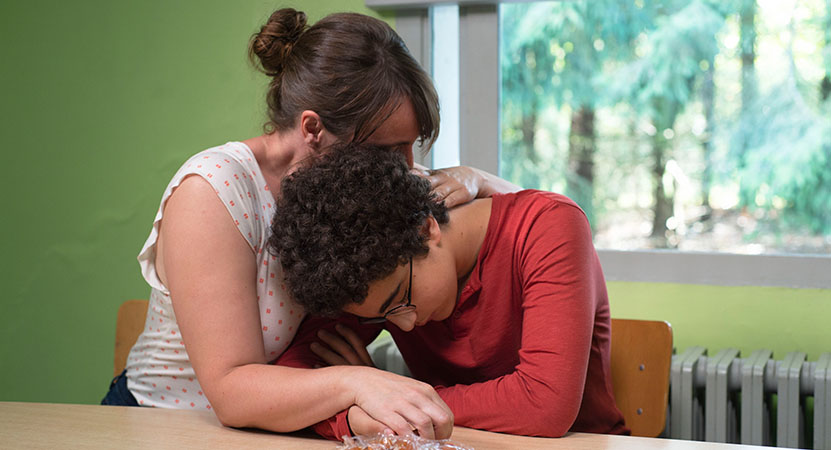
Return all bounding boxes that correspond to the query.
[183,151,264,253]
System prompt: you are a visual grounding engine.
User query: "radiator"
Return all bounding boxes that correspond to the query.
[368,338,831,449]
[669,347,831,449]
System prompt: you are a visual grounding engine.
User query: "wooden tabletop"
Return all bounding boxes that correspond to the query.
[0,402,769,449]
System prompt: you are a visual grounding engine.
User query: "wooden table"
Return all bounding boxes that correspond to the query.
[0,402,771,449]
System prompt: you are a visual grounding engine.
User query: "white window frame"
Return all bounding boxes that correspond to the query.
[367,0,831,289]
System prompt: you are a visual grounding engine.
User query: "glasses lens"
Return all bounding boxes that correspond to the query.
[358,258,415,324]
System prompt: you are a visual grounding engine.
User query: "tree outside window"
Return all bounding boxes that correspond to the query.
[499,0,831,254]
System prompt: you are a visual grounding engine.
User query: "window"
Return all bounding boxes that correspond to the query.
[499,0,831,255]
[367,0,831,288]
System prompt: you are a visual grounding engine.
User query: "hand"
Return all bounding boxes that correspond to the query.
[311,324,375,367]
[347,405,388,436]
[413,166,483,209]
[347,366,454,440]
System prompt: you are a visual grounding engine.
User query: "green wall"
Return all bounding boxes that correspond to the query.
[0,0,391,404]
[608,282,831,360]
[1,1,829,407]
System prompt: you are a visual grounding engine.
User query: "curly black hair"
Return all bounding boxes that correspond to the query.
[268,145,449,317]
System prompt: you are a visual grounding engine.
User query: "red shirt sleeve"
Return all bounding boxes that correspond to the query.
[435,202,599,437]
[273,314,381,440]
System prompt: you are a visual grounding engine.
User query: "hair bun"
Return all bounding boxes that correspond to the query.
[249,8,307,77]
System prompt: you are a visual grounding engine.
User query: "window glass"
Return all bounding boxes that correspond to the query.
[498,0,831,254]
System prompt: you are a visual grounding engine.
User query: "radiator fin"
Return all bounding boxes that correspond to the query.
[670,349,831,449]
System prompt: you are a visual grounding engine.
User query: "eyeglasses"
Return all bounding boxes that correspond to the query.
[358,258,415,324]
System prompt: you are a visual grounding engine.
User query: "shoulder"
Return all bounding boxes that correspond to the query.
[173,144,266,207]
[489,190,595,265]
[164,143,264,233]
[493,189,588,225]
[183,143,259,183]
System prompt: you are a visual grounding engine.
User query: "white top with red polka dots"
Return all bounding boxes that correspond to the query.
[126,142,304,409]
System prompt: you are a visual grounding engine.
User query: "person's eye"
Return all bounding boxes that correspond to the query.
[386,297,407,313]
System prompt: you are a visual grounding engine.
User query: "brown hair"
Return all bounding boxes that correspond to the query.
[249,9,440,149]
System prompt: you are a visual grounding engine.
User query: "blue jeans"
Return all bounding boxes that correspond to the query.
[101,370,139,406]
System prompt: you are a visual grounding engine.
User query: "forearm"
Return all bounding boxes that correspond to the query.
[209,363,357,432]
[475,168,522,197]
[435,367,583,438]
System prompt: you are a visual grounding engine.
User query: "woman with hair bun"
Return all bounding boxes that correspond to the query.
[100,7,519,440]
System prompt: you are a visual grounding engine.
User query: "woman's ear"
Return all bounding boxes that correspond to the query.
[300,110,335,149]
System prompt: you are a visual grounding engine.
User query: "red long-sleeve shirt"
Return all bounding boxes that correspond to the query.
[275,190,628,439]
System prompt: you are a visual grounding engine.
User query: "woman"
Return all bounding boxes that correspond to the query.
[101,7,519,440]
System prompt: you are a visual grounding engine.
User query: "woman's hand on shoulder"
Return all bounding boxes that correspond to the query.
[413,164,521,208]
[414,166,480,208]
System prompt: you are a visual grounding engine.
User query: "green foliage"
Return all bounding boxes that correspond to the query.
[500,0,658,218]
[499,0,831,249]
[732,80,831,233]
[605,1,724,125]
[501,0,656,111]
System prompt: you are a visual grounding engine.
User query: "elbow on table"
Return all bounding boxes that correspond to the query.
[211,401,300,434]
[212,402,248,429]
[521,411,576,438]
[519,395,581,438]
[212,402,259,430]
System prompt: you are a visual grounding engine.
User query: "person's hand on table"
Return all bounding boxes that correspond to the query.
[311,324,453,439]
[346,368,453,440]
[347,405,387,436]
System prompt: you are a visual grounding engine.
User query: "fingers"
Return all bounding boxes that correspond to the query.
[385,413,423,438]
[430,182,470,209]
[312,327,372,366]
[383,397,453,440]
[335,324,375,366]
[351,369,454,440]
[425,401,454,439]
[428,176,454,204]
[402,388,453,440]
[391,404,435,439]
[352,402,418,438]
[310,342,348,366]
[440,188,470,209]
[424,167,477,208]
[347,406,388,436]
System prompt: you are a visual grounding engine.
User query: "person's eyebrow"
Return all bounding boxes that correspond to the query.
[378,282,403,315]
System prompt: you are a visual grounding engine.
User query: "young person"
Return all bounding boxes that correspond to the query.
[269,146,630,440]
[101,8,518,440]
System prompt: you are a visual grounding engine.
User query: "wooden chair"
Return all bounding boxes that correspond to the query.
[610,318,673,437]
[112,301,672,437]
[113,299,149,376]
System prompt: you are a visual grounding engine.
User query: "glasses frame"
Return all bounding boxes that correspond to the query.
[358,258,415,324]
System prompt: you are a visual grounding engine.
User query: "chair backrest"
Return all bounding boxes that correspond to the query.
[610,318,673,437]
[114,299,149,376]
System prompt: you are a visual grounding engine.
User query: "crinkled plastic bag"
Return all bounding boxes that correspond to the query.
[337,432,474,450]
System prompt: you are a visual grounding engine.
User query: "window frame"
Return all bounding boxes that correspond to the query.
[367,0,831,289]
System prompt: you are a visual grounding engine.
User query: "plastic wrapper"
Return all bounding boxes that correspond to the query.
[337,432,474,450]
